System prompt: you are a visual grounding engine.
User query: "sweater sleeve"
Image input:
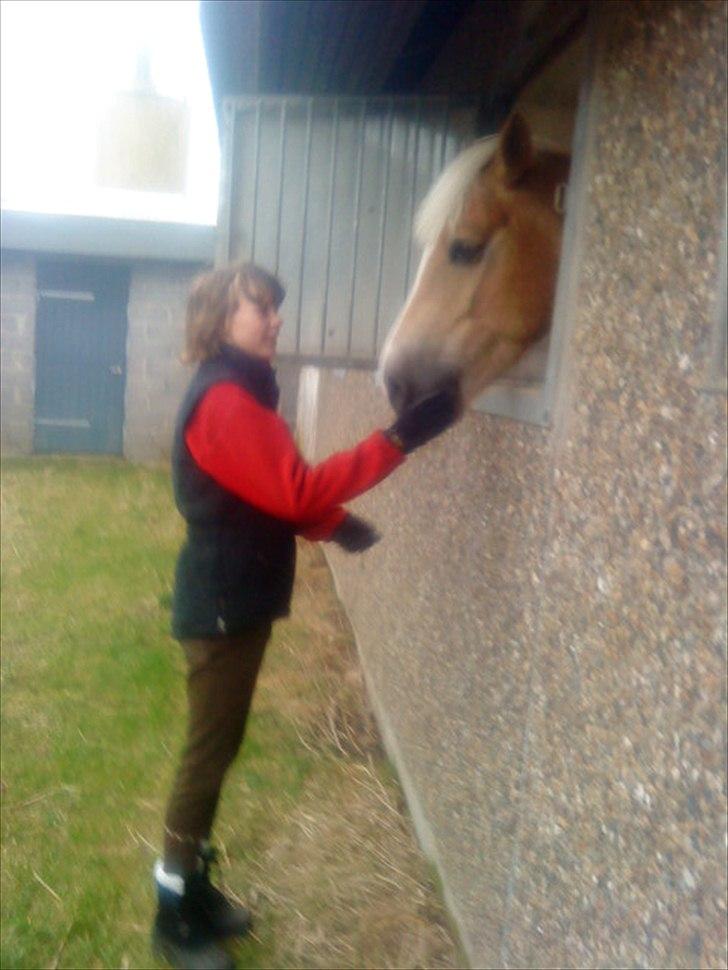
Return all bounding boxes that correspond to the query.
[185,382,405,540]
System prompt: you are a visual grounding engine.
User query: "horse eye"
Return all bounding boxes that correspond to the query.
[448,240,485,265]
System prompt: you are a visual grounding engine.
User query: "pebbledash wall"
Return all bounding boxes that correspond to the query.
[301,3,727,968]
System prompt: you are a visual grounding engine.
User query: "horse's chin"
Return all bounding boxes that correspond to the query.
[459,375,485,408]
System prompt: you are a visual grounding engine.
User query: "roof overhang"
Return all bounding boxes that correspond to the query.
[0,210,215,264]
[200,0,587,133]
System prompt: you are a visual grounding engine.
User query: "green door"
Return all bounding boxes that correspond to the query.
[34,260,130,455]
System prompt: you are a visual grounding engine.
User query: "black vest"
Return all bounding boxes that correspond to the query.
[171,345,296,639]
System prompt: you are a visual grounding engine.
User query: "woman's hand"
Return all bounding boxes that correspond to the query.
[384,386,460,454]
[331,513,381,553]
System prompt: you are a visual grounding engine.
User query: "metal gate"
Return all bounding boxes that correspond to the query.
[34,260,129,454]
[218,96,477,367]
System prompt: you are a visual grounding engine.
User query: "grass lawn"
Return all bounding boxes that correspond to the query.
[1,457,460,970]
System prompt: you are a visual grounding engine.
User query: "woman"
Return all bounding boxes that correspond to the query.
[152,262,458,970]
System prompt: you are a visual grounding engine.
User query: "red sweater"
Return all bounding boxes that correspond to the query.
[185,382,405,541]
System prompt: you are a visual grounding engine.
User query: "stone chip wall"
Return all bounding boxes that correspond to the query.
[307,3,727,967]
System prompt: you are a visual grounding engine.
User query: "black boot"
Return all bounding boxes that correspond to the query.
[152,863,235,970]
[189,844,252,939]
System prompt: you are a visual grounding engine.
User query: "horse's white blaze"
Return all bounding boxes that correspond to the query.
[377,243,433,387]
[379,237,493,385]
[379,138,501,388]
[379,139,500,391]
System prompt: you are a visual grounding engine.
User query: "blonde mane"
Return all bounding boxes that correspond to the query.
[414,136,498,248]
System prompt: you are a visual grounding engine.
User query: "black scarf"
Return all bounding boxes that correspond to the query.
[214,343,280,411]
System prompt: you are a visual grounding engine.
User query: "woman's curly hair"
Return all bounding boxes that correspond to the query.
[183,262,285,363]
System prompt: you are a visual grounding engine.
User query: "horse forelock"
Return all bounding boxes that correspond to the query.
[414,137,498,248]
[413,135,571,249]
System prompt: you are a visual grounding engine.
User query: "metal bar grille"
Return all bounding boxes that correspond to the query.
[346,99,367,357]
[372,102,394,357]
[217,103,237,265]
[404,99,422,299]
[221,95,477,367]
[295,99,314,354]
[249,102,262,257]
[320,98,340,354]
[274,102,287,276]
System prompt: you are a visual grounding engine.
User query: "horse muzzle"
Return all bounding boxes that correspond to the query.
[383,353,462,417]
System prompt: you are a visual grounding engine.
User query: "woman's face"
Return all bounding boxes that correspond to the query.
[225,289,283,361]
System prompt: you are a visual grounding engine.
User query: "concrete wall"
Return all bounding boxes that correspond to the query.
[304,3,727,967]
[0,253,36,455]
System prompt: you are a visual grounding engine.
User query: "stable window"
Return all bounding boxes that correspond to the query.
[218,31,591,427]
[472,28,590,425]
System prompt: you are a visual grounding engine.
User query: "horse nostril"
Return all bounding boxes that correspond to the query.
[385,362,461,416]
[385,373,409,415]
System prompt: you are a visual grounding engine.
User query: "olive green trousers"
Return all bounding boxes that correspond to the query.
[162,624,272,875]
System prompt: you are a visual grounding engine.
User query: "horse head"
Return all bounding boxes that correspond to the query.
[379,113,570,415]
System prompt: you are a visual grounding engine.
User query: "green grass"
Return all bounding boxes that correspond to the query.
[1,457,459,970]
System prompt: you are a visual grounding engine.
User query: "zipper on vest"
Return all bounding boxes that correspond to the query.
[216,598,227,634]
[215,520,227,634]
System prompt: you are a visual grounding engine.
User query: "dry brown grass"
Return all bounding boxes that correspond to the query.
[243,763,458,969]
[222,541,462,969]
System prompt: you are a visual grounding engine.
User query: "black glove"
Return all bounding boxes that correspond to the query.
[385,386,460,454]
[331,513,381,553]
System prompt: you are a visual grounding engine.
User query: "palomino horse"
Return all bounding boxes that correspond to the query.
[379,113,570,414]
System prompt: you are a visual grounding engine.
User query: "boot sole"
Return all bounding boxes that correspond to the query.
[211,917,252,940]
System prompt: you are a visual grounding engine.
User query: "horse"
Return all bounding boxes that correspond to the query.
[378,113,571,415]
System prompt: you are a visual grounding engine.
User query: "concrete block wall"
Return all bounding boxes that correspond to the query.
[124,262,202,463]
[123,265,300,461]
[0,253,36,455]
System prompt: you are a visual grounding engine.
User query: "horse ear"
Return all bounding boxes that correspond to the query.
[498,113,533,186]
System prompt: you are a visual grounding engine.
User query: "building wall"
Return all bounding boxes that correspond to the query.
[0,256,200,462]
[124,262,199,462]
[124,265,301,460]
[0,253,300,461]
[0,253,37,454]
[305,3,727,967]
